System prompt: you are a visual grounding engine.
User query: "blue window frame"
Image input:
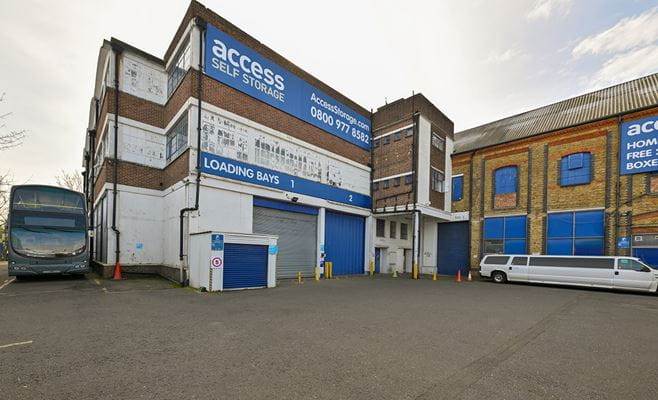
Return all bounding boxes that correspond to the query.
[483,215,527,254]
[452,175,463,201]
[546,210,604,255]
[560,152,592,186]
[494,166,518,195]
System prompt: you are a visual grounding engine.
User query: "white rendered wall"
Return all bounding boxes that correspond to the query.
[416,115,431,206]
[118,188,165,265]
[373,215,414,273]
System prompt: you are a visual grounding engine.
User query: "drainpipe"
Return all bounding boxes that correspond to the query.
[410,93,420,277]
[178,17,207,285]
[111,44,122,274]
[88,99,98,261]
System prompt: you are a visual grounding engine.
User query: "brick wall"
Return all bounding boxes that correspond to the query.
[453,107,658,270]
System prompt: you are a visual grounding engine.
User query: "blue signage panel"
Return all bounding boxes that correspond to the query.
[204,24,371,151]
[617,237,630,249]
[211,234,224,251]
[620,115,658,175]
[200,152,371,209]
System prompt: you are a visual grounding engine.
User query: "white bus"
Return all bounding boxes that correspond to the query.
[480,255,658,293]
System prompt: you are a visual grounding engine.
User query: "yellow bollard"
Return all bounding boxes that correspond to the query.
[298,271,302,284]
[413,263,418,280]
[433,271,437,281]
[329,262,333,279]
[314,266,319,281]
[369,260,374,277]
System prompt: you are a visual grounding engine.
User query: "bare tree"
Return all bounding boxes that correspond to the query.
[0,93,26,150]
[55,169,84,192]
[0,172,10,258]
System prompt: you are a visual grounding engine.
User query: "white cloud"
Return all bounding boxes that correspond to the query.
[573,7,658,58]
[587,44,658,90]
[527,0,572,20]
[485,48,521,64]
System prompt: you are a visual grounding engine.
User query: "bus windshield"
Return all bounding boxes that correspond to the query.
[10,187,86,258]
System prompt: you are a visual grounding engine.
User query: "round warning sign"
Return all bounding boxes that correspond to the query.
[210,256,223,268]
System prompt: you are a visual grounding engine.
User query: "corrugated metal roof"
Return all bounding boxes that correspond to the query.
[454,73,658,154]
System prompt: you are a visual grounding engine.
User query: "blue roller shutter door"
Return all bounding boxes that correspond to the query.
[223,243,268,289]
[633,248,658,268]
[437,222,470,275]
[325,211,365,275]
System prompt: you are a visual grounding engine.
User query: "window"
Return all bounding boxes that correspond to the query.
[483,216,527,254]
[376,219,385,237]
[529,257,613,269]
[382,180,389,189]
[494,166,518,195]
[431,168,444,192]
[372,182,379,191]
[546,210,604,256]
[431,133,445,151]
[390,221,397,239]
[167,41,191,98]
[394,132,401,141]
[373,139,380,148]
[393,177,401,187]
[484,256,510,265]
[618,259,651,272]
[400,223,408,240]
[405,127,414,137]
[452,175,463,201]
[166,114,189,161]
[511,256,528,265]
[383,136,391,145]
[404,174,413,185]
[560,153,592,186]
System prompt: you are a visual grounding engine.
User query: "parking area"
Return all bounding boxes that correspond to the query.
[1,263,658,400]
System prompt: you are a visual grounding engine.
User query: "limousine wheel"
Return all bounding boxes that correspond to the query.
[492,271,507,284]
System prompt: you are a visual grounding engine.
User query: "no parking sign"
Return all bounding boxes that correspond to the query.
[210,256,223,268]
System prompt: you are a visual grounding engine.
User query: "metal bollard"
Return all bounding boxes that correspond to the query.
[369,260,374,277]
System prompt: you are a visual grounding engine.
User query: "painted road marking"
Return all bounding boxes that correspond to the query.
[94,278,101,286]
[0,340,33,349]
[0,278,16,291]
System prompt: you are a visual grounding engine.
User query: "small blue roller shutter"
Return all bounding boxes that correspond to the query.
[223,243,268,289]
[325,211,365,275]
[634,248,658,268]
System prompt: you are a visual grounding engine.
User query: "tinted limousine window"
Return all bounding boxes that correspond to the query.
[529,257,614,269]
[484,256,510,265]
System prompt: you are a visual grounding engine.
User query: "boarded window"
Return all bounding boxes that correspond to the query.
[546,210,604,256]
[483,216,527,254]
[560,153,592,186]
[452,175,463,201]
[494,166,518,194]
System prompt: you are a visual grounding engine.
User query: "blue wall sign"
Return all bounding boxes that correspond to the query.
[617,237,630,249]
[211,234,224,251]
[201,152,371,209]
[620,115,658,175]
[204,24,371,151]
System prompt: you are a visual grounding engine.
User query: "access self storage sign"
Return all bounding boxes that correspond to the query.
[620,115,658,175]
[204,24,371,151]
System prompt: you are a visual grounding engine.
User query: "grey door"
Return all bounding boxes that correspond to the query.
[253,206,317,279]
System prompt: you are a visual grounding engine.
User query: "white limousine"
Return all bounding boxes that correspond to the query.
[480,255,658,293]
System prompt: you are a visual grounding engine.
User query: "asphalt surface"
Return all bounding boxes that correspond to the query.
[1,261,658,400]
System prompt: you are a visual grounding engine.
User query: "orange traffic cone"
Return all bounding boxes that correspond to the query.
[456,269,462,283]
[113,262,122,280]
[467,271,472,282]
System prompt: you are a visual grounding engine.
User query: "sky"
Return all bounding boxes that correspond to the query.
[0,0,657,186]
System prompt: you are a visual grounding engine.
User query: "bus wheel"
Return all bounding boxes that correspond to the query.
[492,271,507,284]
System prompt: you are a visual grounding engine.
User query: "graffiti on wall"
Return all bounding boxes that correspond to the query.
[200,110,370,195]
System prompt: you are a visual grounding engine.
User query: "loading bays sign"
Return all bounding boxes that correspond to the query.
[620,115,658,175]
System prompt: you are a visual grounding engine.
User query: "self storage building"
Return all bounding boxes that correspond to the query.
[82,0,373,284]
[452,73,658,272]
